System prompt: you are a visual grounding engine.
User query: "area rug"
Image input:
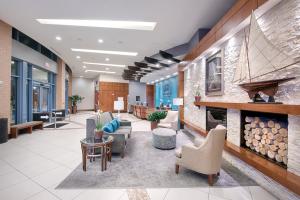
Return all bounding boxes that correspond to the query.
[57,131,257,189]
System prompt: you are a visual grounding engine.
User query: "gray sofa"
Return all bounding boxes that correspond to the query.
[86,112,132,158]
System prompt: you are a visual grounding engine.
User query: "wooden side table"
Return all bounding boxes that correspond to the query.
[80,136,113,171]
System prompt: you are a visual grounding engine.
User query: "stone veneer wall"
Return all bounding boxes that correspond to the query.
[184,0,300,198]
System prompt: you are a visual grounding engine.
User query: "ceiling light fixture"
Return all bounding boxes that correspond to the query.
[167,60,172,63]
[36,19,157,31]
[155,63,160,67]
[98,39,104,43]
[83,62,125,68]
[85,69,116,74]
[71,48,137,56]
[105,58,110,61]
[82,65,86,69]
[76,56,81,59]
[80,76,83,78]
[55,36,62,41]
[166,75,171,78]
[105,67,109,70]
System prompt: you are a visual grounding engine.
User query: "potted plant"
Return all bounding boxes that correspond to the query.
[147,111,167,130]
[194,85,201,102]
[69,95,84,114]
[95,110,104,140]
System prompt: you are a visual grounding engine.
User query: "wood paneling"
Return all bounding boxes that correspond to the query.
[98,82,129,112]
[178,71,185,122]
[146,85,154,108]
[194,101,300,115]
[182,119,300,196]
[183,0,267,61]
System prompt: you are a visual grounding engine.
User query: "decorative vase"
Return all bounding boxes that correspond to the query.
[151,121,158,130]
[94,130,103,140]
[195,96,201,102]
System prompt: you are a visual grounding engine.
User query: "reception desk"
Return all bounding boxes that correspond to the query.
[133,105,154,119]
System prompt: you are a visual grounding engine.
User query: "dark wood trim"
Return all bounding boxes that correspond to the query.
[194,101,300,115]
[182,119,208,137]
[181,119,300,196]
[183,0,266,61]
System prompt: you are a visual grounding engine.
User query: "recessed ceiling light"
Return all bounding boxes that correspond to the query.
[98,39,104,43]
[105,67,109,70]
[79,76,83,78]
[71,48,137,56]
[55,36,62,41]
[155,63,160,67]
[36,19,157,31]
[76,56,81,59]
[105,58,110,61]
[83,62,125,68]
[167,60,172,63]
[85,69,116,74]
[82,65,86,69]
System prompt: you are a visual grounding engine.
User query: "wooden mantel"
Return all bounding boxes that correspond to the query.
[194,101,300,115]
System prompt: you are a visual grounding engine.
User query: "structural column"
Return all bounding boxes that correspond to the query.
[0,20,12,128]
[178,65,185,123]
[56,58,65,109]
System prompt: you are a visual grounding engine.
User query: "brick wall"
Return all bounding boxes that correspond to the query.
[56,58,65,109]
[0,20,12,129]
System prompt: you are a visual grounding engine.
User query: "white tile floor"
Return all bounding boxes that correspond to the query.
[0,112,278,200]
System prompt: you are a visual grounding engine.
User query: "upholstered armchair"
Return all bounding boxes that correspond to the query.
[175,125,226,185]
[158,110,179,132]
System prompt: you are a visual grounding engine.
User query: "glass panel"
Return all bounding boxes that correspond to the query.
[11,60,18,76]
[41,88,49,111]
[10,78,17,124]
[33,86,40,112]
[32,67,49,83]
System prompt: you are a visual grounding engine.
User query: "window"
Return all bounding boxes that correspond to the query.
[10,59,19,125]
[32,67,49,83]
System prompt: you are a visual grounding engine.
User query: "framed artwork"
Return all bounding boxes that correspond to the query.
[205,50,224,96]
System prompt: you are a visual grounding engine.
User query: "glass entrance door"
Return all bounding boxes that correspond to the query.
[41,87,49,112]
[32,84,50,112]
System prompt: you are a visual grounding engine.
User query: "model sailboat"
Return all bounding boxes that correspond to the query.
[233,13,298,103]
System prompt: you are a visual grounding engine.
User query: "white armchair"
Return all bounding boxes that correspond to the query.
[158,111,179,132]
[175,125,226,185]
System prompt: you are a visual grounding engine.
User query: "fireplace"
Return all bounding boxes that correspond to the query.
[206,107,227,131]
[240,111,288,168]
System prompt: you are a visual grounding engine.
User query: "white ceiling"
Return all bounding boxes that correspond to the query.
[0,0,235,79]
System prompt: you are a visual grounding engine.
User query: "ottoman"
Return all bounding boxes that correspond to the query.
[152,128,176,149]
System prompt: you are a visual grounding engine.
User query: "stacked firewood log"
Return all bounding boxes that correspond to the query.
[244,116,288,165]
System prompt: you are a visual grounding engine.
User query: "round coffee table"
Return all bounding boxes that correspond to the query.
[80,135,113,171]
[152,128,176,149]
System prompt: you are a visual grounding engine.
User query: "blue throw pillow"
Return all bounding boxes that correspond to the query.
[102,123,114,133]
[111,119,118,131]
[115,119,120,128]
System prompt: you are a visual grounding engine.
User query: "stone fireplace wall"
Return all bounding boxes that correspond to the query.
[183,0,300,193]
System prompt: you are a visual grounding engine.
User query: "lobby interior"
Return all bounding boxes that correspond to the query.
[0,0,300,200]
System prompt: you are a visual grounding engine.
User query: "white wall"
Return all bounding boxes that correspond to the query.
[72,77,95,110]
[12,40,57,73]
[97,74,129,83]
[128,81,146,105]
